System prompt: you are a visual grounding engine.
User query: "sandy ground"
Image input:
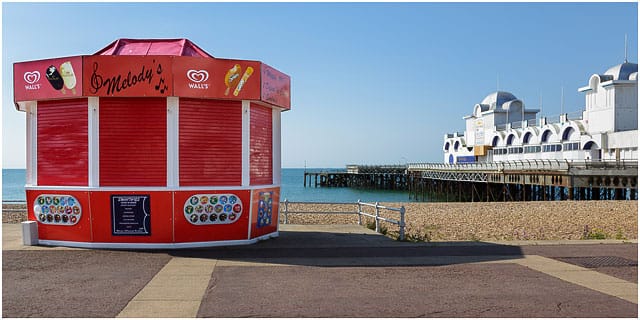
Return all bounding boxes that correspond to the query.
[4,201,637,241]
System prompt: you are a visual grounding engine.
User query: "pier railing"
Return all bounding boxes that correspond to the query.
[280,199,406,240]
[408,159,637,173]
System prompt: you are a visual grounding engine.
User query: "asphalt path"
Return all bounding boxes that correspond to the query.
[2,224,637,318]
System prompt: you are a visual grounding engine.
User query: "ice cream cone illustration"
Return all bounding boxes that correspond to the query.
[59,61,77,95]
[224,64,242,96]
[233,66,254,96]
[45,65,64,91]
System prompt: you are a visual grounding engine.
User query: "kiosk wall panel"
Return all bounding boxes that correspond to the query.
[179,99,242,186]
[27,190,92,242]
[250,187,279,239]
[173,190,251,242]
[99,98,167,186]
[89,191,173,243]
[250,104,273,185]
[37,99,88,186]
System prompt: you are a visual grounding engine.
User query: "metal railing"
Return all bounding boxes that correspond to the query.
[567,111,583,120]
[356,201,405,241]
[408,159,638,173]
[280,199,406,240]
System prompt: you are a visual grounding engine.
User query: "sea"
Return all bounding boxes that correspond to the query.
[2,168,418,203]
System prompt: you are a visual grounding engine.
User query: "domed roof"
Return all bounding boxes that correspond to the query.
[604,62,638,80]
[480,91,518,110]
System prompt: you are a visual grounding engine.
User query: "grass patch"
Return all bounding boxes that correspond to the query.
[365,220,388,235]
[615,229,627,240]
[403,225,441,242]
[582,225,608,240]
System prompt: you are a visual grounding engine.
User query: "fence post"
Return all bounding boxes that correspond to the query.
[375,201,380,233]
[357,199,362,225]
[399,206,406,241]
[284,199,289,224]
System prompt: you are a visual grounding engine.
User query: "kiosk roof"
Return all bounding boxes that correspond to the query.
[94,38,213,58]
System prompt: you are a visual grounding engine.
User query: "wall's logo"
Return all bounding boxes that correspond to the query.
[187,70,209,89]
[24,71,41,84]
[23,71,42,90]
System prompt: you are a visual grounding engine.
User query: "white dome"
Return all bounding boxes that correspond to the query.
[604,62,638,80]
[480,91,518,110]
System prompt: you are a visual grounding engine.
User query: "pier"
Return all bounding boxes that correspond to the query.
[408,160,637,201]
[303,165,407,190]
[304,160,638,202]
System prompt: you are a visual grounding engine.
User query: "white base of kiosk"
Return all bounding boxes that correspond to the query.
[35,231,279,249]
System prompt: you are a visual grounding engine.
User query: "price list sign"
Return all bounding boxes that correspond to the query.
[111,195,151,236]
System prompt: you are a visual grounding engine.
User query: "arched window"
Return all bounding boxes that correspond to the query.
[506,134,515,146]
[541,130,552,143]
[444,142,450,152]
[453,141,460,151]
[583,141,597,150]
[491,136,499,147]
[562,127,575,141]
[523,132,532,144]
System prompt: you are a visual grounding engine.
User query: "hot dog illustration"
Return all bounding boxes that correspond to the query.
[59,61,77,95]
[224,64,242,96]
[45,65,64,90]
[233,67,254,96]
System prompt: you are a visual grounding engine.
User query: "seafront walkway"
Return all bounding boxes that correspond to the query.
[2,223,637,317]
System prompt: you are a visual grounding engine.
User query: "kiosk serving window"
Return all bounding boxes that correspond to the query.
[99,97,167,186]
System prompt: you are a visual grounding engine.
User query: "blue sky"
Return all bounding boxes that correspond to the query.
[2,1,638,168]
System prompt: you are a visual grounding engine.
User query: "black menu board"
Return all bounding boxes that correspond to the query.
[111,195,151,236]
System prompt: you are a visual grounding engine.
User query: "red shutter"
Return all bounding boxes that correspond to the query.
[179,99,242,186]
[99,98,166,186]
[37,99,88,186]
[250,104,273,185]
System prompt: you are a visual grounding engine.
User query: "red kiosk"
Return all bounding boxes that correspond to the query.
[13,39,291,248]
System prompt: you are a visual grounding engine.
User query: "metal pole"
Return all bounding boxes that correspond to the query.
[357,199,362,226]
[375,201,380,233]
[399,206,406,241]
[284,199,289,224]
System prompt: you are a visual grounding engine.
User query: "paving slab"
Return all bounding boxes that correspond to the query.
[512,254,637,304]
[117,300,202,318]
[3,222,638,318]
[2,250,171,318]
[197,263,637,318]
[116,257,217,318]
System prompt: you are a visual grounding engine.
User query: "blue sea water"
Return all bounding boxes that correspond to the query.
[2,169,27,201]
[280,168,415,203]
[2,168,417,203]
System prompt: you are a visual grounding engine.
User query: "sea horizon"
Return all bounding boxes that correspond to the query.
[2,168,419,203]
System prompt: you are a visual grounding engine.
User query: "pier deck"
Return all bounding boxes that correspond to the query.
[304,160,638,202]
[304,165,407,190]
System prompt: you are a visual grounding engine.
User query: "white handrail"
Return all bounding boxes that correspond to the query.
[280,199,406,241]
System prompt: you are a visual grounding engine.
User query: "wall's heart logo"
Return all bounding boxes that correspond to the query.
[24,71,41,84]
[187,70,209,83]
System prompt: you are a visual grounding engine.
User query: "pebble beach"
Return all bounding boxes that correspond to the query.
[3,201,637,241]
[279,200,638,241]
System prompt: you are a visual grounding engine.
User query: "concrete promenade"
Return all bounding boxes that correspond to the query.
[2,223,638,317]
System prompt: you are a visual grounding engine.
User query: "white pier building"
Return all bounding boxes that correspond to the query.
[443,61,638,164]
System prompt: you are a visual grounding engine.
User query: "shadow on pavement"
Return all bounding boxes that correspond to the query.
[166,229,525,267]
